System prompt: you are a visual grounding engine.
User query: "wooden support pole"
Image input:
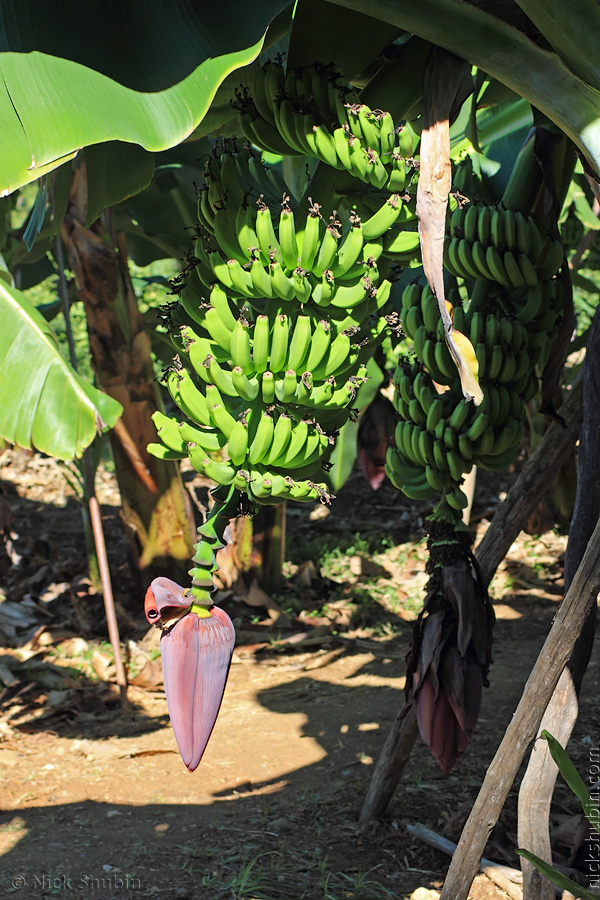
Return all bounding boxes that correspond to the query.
[439,514,600,900]
[518,302,600,900]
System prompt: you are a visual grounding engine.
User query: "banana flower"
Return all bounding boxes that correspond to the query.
[406,557,494,773]
[144,577,235,772]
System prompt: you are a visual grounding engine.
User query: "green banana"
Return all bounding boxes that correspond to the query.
[305,319,332,373]
[330,216,365,278]
[232,366,260,401]
[256,201,283,265]
[287,315,313,372]
[361,194,403,241]
[298,202,323,272]
[275,369,298,403]
[152,411,188,455]
[248,412,275,465]
[204,306,233,354]
[227,419,249,466]
[147,443,187,461]
[167,367,211,428]
[261,370,276,404]
[265,413,293,465]
[252,315,271,374]
[230,318,254,374]
[269,260,296,302]
[445,486,469,510]
[279,201,299,272]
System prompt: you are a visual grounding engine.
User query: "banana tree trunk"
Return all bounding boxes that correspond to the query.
[61,167,195,603]
[215,505,286,595]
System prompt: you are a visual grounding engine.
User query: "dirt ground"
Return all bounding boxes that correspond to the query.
[0,447,598,900]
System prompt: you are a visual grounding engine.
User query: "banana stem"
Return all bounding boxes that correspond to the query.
[189,484,241,604]
[297,161,347,219]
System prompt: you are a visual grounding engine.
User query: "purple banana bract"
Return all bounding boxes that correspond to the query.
[145,578,235,772]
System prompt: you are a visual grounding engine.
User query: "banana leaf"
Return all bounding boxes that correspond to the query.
[540,730,600,834]
[84,143,156,228]
[0,0,291,194]
[516,731,600,900]
[0,279,122,460]
[516,850,599,899]
[324,0,600,176]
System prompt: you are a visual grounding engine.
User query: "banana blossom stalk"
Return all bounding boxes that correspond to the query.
[406,558,494,773]
[144,577,235,772]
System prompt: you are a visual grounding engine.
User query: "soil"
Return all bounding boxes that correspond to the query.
[0,447,598,900]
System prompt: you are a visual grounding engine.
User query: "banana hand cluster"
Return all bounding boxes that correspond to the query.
[386,351,526,516]
[444,203,563,287]
[237,59,419,193]
[193,145,424,302]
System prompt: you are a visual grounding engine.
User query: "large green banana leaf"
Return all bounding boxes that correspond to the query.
[325,0,600,176]
[0,279,122,460]
[0,0,290,195]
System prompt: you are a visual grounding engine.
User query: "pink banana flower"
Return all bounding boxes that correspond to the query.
[144,577,235,772]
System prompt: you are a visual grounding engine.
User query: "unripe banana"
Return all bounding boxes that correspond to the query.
[286,315,313,372]
[331,217,365,278]
[152,411,188,455]
[167,367,211,428]
[445,486,469,510]
[265,414,293,465]
[426,397,444,433]
[275,369,298,403]
[228,420,249,466]
[261,370,276,404]
[248,412,275,465]
[230,318,254,374]
[361,194,403,241]
[188,450,237,485]
[279,202,300,272]
[232,366,260,401]
[305,319,332,373]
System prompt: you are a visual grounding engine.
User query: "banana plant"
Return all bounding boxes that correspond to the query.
[144,0,596,773]
[3,0,598,777]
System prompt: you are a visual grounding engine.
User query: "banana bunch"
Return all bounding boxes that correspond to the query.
[237,58,419,193]
[151,358,335,505]
[388,225,567,520]
[153,262,393,504]
[388,270,558,517]
[191,150,403,300]
[387,346,528,515]
[400,282,461,387]
[444,203,564,287]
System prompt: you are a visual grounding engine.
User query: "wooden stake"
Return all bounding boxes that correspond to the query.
[439,513,600,900]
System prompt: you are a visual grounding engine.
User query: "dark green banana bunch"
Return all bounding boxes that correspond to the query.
[386,197,566,527]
